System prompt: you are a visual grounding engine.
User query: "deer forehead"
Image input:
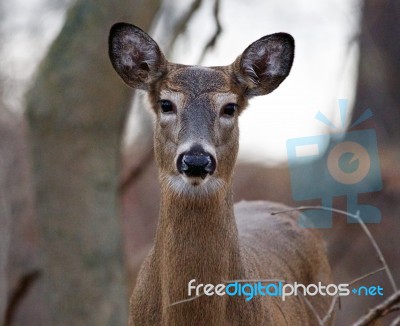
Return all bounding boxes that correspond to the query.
[159,66,238,108]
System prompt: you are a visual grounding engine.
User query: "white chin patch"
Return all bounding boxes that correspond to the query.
[165,174,224,197]
[185,176,207,187]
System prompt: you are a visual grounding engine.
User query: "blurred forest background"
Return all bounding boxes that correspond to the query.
[0,0,399,325]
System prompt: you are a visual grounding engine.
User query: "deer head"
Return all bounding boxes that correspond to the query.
[109,23,294,198]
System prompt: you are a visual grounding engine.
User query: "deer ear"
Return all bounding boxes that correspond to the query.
[232,33,294,97]
[109,23,167,90]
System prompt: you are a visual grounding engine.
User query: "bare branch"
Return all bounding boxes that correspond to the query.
[165,0,203,54]
[389,315,400,326]
[388,304,400,314]
[322,295,339,325]
[119,148,153,193]
[4,270,41,326]
[197,0,223,64]
[297,292,323,326]
[169,293,205,307]
[352,290,400,326]
[272,206,397,292]
[321,267,386,325]
[348,267,386,286]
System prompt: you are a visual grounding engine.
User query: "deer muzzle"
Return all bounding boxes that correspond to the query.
[177,146,216,179]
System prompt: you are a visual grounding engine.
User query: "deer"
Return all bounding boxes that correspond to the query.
[109,23,333,326]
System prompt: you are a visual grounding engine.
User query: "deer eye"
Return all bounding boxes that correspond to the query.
[159,100,174,113]
[222,103,237,117]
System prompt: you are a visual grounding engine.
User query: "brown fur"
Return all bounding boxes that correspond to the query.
[109,23,333,325]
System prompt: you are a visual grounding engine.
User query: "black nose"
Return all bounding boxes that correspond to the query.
[177,148,216,179]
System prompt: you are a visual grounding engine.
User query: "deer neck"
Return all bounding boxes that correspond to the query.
[154,182,245,322]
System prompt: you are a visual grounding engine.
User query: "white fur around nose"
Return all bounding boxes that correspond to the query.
[176,142,217,162]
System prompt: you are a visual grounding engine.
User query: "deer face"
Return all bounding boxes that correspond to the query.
[109,23,294,196]
[150,65,244,195]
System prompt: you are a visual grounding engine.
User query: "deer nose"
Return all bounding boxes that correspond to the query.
[177,150,216,179]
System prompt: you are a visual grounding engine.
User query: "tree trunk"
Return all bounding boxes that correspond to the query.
[25,1,160,325]
[351,0,400,144]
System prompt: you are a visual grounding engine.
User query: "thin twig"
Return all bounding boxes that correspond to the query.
[297,292,323,325]
[321,267,386,325]
[166,0,203,54]
[197,0,223,64]
[169,293,205,307]
[348,267,386,286]
[384,304,400,318]
[272,206,397,292]
[118,148,153,193]
[4,270,41,326]
[322,295,339,325]
[389,315,400,326]
[352,290,400,326]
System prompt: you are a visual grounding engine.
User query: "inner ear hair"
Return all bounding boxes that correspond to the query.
[108,23,167,90]
[233,33,295,97]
